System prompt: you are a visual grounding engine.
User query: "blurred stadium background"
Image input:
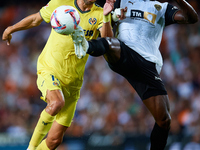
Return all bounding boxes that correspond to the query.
[0,0,200,150]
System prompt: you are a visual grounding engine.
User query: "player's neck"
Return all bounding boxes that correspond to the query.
[76,0,94,11]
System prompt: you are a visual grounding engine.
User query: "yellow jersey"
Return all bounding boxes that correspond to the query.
[38,0,103,89]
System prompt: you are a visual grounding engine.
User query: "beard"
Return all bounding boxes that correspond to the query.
[84,0,96,5]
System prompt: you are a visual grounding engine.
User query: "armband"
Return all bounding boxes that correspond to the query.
[103,13,111,23]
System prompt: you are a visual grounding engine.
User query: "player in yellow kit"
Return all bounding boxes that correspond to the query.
[2,0,114,149]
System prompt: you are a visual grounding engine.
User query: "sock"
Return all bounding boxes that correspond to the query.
[36,139,50,150]
[150,123,169,150]
[28,109,55,149]
[87,38,109,57]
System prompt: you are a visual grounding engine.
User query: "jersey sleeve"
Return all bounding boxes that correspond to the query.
[40,0,57,23]
[97,13,103,30]
[165,3,179,26]
[95,7,103,30]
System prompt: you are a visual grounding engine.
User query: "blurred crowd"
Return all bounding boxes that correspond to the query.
[0,0,200,149]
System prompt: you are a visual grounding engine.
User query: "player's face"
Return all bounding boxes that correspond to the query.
[83,0,96,5]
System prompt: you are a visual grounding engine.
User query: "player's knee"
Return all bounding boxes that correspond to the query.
[47,99,65,116]
[104,37,121,64]
[54,99,65,110]
[52,100,65,114]
[157,115,171,130]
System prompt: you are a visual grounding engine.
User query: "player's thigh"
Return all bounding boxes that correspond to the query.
[37,72,80,127]
[55,88,80,127]
[143,95,171,128]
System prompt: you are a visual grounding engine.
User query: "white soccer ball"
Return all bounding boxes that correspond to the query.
[50,5,80,35]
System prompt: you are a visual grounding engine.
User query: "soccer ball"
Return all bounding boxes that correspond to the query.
[50,5,80,35]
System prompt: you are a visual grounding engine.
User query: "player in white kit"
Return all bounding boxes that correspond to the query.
[72,0,198,149]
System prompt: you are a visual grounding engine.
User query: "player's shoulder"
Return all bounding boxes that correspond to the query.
[148,1,168,7]
[94,3,102,8]
[93,3,103,11]
[147,0,169,11]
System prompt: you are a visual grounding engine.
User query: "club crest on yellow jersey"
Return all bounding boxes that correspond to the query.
[89,18,97,25]
[53,81,59,86]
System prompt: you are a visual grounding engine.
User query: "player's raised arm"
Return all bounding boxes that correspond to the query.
[173,0,198,24]
[2,12,43,45]
[99,0,115,37]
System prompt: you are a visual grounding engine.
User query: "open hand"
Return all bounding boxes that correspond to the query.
[103,0,116,16]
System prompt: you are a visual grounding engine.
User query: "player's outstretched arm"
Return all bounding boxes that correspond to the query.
[174,0,198,24]
[2,12,43,45]
[99,0,116,37]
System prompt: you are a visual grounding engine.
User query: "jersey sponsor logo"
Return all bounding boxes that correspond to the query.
[130,10,157,24]
[154,4,162,11]
[42,121,49,125]
[83,29,93,37]
[131,10,143,18]
[128,1,134,5]
[89,18,97,25]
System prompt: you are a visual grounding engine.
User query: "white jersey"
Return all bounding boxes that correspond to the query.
[115,0,174,68]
